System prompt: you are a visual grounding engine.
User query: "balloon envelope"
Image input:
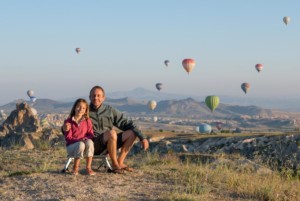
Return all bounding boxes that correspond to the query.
[198,124,212,134]
[182,58,195,74]
[164,60,170,67]
[255,64,263,72]
[75,47,81,54]
[27,90,34,98]
[241,83,250,94]
[153,116,158,123]
[205,95,220,112]
[283,16,291,25]
[148,100,157,110]
[155,83,163,91]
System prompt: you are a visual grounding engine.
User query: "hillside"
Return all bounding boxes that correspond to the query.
[1,97,299,122]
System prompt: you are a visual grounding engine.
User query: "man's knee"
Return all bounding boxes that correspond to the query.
[123,130,136,142]
[105,130,118,141]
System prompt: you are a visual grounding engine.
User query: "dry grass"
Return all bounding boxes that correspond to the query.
[0,144,299,200]
[134,152,300,201]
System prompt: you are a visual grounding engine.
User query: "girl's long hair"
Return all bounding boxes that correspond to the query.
[69,98,89,119]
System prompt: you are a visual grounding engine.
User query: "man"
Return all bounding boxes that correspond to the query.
[64,86,149,174]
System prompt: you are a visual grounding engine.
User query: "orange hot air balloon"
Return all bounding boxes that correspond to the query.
[255,64,263,73]
[182,58,195,74]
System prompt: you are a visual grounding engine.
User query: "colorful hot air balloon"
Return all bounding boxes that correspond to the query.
[205,95,220,112]
[27,90,34,98]
[198,123,212,134]
[216,122,222,130]
[75,47,81,54]
[148,100,157,110]
[155,83,163,91]
[241,83,250,94]
[164,60,170,67]
[182,58,195,74]
[283,16,291,25]
[255,64,263,73]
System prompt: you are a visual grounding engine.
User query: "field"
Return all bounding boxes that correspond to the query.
[0,128,300,201]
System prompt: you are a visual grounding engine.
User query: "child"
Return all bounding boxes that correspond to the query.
[63,98,95,176]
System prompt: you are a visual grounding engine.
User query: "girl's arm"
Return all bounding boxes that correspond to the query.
[64,120,79,145]
[85,118,94,140]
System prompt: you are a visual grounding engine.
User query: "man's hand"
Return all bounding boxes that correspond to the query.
[62,122,71,132]
[140,139,149,150]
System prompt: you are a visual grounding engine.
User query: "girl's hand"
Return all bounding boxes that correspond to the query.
[63,123,71,132]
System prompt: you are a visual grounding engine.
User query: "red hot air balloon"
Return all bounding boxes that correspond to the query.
[182,58,195,74]
[255,64,263,73]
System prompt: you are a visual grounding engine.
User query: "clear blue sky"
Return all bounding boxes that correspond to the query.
[0,0,299,105]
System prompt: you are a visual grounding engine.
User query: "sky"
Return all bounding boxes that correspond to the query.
[0,0,300,105]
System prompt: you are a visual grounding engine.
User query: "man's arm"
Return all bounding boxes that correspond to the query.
[111,106,147,141]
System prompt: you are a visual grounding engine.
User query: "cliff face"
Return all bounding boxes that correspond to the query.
[0,102,40,136]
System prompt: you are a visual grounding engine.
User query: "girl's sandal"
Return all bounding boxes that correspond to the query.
[86,168,96,176]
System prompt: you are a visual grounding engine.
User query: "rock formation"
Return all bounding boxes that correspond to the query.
[0,102,40,137]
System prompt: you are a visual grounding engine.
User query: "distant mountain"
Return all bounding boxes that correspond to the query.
[1,88,300,121]
[0,97,290,121]
[56,87,300,111]
[106,87,196,101]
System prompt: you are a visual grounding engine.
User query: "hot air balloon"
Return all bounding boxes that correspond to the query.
[182,58,195,74]
[241,83,250,94]
[216,122,222,130]
[155,83,163,91]
[283,16,291,25]
[30,96,37,103]
[148,100,157,110]
[75,47,81,54]
[153,116,158,123]
[255,64,263,73]
[198,124,212,134]
[205,95,220,112]
[164,60,170,67]
[27,90,34,98]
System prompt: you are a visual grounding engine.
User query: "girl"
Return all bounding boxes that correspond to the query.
[64,98,95,176]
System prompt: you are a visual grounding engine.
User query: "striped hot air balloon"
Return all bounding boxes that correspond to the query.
[205,95,220,112]
[255,64,263,73]
[182,58,195,74]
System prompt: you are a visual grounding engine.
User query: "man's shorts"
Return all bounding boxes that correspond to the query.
[93,132,123,155]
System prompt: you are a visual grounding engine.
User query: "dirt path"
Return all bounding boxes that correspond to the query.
[0,169,169,201]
